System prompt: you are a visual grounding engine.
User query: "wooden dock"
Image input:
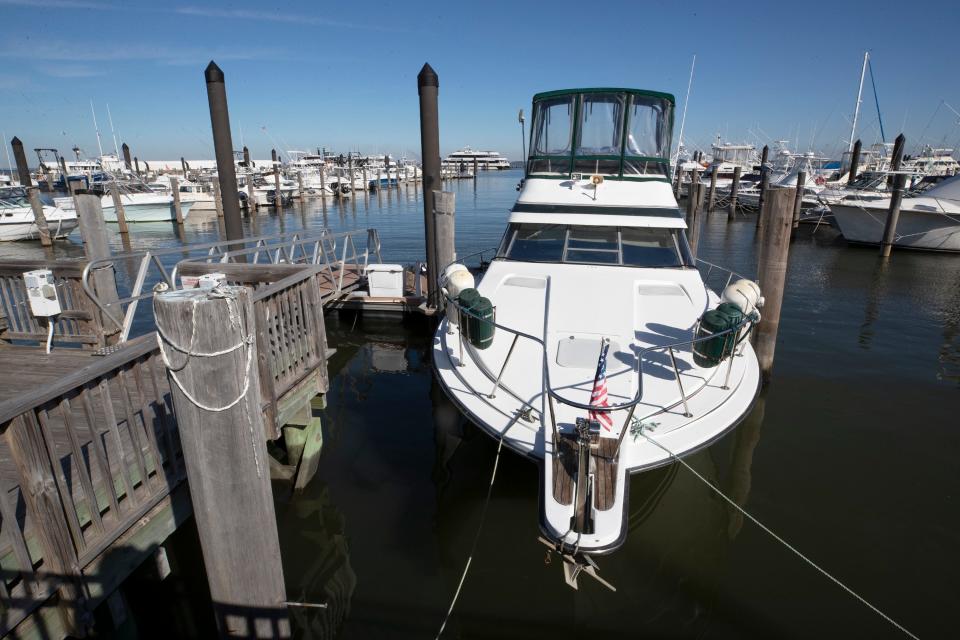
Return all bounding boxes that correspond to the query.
[0,235,363,637]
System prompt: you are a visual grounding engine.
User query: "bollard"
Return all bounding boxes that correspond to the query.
[753,186,795,380]
[153,286,290,639]
[418,63,442,308]
[791,171,806,230]
[728,166,741,221]
[887,133,905,188]
[707,164,718,212]
[75,193,121,341]
[272,149,282,209]
[212,179,224,218]
[171,177,184,224]
[433,190,456,310]
[848,139,861,184]
[205,62,244,240]
[11,137,32,187]
[26,186,52,246]
[109,182,129,234]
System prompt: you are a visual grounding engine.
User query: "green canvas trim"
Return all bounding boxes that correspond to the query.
[533,88,676,104]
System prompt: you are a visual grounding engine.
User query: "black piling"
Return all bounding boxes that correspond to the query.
[848,139,862,184]
[204,61,244,241]
[11,137,32,186]
[418,63,441,308]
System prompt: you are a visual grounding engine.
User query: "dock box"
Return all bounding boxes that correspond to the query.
[367,264,404,297]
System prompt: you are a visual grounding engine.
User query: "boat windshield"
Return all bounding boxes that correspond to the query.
[0,187,29,207]
[498,223,692,267]
[527,89,673,179]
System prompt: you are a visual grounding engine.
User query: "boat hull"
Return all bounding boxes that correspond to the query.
[830,202,960,251]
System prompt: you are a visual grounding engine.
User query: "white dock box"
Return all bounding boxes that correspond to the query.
[367,264,404,297]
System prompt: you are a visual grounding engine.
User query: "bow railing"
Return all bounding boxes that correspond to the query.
[439,251,757,457]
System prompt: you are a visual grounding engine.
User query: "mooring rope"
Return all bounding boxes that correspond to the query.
[435,435,504,639]
[635,427,920,640]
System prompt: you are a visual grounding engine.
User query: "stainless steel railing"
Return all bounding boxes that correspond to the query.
[82,228,382,342]
[439,251,757,456]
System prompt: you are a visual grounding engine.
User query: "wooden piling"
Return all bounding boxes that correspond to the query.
[707,164,718,212]
[753,186,795,380]
[848,139,861,184]
[75,194,120,338]
[879,134,907,258]
[109,182,129,234]
[272,149,282,209]
[171,176,184,224]
[319,164,326,197]
[153,286,289,638]
[673,165,683,199]
[122,143,132,172]
[728,166,741,221]
[134,157,140,178]
[433,190,456,310]
[212,178,224,218]
[26,186,52,246]
[686,179,703,257]
[418,63,442,308]
[791,171,806,230]
[296,172,304,201]
[11,136,32,186]
[756,165,771,229]
[361,165,368,195]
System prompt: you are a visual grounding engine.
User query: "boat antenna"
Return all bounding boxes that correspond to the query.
[674,53,695,166]
[867,54,885,143]
[106,103,120,159]
[849,51,868,152]
[90,100,104,159]
[2,131,12,182]
[518,108,526,166]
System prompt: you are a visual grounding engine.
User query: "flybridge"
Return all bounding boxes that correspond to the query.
[526,88,675,180]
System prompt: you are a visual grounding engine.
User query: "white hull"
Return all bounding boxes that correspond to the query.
[830,201,960,251]
[0,206,78,242]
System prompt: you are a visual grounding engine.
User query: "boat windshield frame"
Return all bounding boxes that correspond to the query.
[496,222,694,268]
[526,88,675,182]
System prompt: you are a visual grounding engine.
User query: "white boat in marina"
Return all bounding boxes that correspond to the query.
[829,173,960,251]
[54,183,192,223]
[433,88,763,561]
[0,187,78,241]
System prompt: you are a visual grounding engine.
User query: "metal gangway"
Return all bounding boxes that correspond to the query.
[82,228,382,342]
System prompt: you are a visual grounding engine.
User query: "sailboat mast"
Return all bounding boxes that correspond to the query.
[106,103,120,159]
[2,131,13,181]
[90,100,104,158]
[674,54,696,165]
[849,51,868,152]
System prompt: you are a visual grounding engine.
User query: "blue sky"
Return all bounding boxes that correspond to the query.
[2,0,958,163]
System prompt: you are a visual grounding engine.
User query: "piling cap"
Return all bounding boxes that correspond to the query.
[11,136,21,147]
[205,61,225,83]
[417,63,439,91]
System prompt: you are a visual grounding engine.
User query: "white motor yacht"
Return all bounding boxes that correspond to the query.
[54,182,192,223]
[0,187,78,241]
[433,88,763,558]
[830,173,960,252]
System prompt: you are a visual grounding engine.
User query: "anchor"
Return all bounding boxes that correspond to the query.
[537,537,616,592]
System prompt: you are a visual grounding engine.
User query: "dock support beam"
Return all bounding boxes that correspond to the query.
[205,62,244,241]
[753,186,795,381]
[791,171,806,230]
[418,63,441,309]
[171,176,184,225]
[155,286,289,639]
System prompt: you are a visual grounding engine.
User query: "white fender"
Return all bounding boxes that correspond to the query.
[444,267,475,326]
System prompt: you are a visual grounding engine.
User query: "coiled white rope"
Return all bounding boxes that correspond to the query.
[156,288,254,413]
[435,435,504,639]
[635,426,920,640]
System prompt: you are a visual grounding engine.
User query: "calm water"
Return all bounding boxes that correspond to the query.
[20,171,958,638]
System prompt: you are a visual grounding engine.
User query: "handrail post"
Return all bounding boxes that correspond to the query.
[668,347,691,417]
[489,334,518,398]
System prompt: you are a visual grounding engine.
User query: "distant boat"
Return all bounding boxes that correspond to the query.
[443,147,511,171]
[829,173,960,252]
[54,182,192,223]
[0,187,78,241]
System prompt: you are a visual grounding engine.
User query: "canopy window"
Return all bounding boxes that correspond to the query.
[529,96,574,175]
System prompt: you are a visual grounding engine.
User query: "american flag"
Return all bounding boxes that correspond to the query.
[589,340,614,431]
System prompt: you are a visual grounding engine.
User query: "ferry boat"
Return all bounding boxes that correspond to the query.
[432,88,763,565]
[443,147,511,171]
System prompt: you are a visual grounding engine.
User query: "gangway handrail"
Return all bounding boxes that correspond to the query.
[81,228,382,342]
[439,250,757,454]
